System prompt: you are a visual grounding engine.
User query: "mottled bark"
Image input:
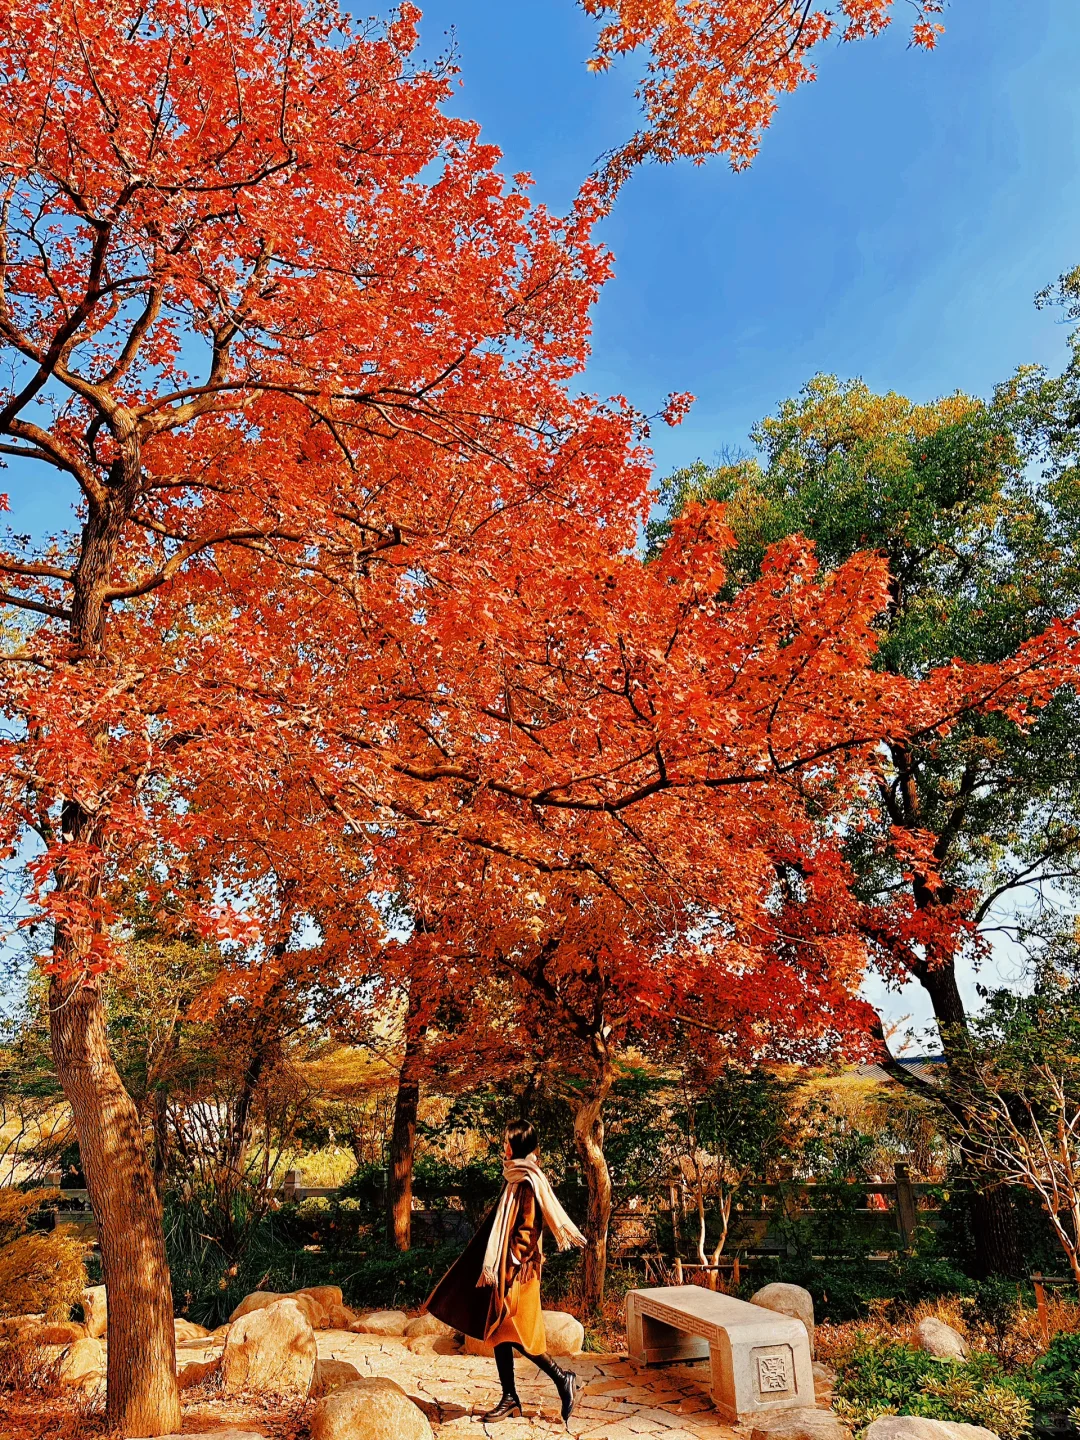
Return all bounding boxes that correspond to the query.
[572,1057,615,1316]
[45,434,181,1432]
[50,974,180,1436]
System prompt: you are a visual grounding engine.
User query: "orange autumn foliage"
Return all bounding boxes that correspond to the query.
[582,0,945,186]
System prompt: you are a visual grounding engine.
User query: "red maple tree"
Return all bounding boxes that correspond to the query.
[0,0,620,1426]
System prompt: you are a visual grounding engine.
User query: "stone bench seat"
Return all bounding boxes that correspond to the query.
[626,1285,814,1423]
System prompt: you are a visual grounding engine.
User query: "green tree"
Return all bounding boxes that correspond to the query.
[651,358,1080,1274]
[951,967,1080,1286]
[673,1066,796,1274]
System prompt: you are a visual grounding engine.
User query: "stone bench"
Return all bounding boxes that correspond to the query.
[625,1285,814,1423]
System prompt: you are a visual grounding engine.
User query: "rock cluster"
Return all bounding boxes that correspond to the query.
[915,1316,970,1360]
[310,1376,434,1440]
[221,1297,317,1397]
[228,1285,357,1331]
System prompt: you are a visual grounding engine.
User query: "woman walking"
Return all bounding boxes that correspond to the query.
[425,1119,585,1426]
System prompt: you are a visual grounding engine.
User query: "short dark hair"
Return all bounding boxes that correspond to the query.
[506,1119,538,1159]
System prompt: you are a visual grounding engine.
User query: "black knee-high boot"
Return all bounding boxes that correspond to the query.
[482,1342,523,1420]
[516,1346,578,1427]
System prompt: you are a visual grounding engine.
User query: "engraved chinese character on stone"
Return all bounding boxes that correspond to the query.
[757,1354,791,1393]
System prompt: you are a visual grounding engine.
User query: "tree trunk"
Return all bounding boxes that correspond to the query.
[387,988,426,1252]
[45,434,180,1431]
[50,974,180,1436]
[919,961,1023,1276]
[572,1059,614,1316]
[152,1085,169,1201]
[967,1185,1024,1278]
[919,962,968,1034]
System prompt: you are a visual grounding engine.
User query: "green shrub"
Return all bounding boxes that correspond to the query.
[164,1194,465,1326]
[759,1251,974,1323]
[833,1340,1065,1440]
[340,1244,463,1311]
[1034,1332,1080,1411]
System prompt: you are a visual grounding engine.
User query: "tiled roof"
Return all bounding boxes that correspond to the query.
[856,1056,946,1085]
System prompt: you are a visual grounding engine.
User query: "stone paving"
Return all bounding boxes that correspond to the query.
[311,1331,745,1440]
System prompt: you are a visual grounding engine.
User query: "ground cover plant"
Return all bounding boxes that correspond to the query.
[818,1295,1080,1440]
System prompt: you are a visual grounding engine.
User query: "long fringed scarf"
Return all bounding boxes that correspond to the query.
[479,1154,585,1287]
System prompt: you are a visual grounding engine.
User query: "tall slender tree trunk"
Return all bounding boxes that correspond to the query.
[387,986,426,1251]
[50,974,180,1436]
[889,736,1023,1279]
[152,1086,170,1201]
[920,963,1023,1277]
[572,1056,615,1316]
[45,444,180,1433]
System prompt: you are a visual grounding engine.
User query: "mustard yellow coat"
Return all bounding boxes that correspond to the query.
[426,1185,546,1354]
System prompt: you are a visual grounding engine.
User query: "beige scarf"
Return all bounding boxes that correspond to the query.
[479,1154,585,1287]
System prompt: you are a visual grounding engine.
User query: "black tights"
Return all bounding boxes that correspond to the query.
[494,1340,562,1397]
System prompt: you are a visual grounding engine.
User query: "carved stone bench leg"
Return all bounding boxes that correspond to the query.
[709,1331,811,1423]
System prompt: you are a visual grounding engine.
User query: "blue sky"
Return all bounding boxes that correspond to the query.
[411,0,1080,481]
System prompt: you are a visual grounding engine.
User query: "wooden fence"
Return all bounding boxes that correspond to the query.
[43,1161,937,1261]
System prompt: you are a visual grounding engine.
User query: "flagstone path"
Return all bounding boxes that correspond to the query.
[313,1332,744,1440]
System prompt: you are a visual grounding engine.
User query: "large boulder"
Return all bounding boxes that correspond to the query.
[312,1357,362,1397]
[353,1308,409,1336]
[310,1377,433,1440]
[175,1318,211,1341]
[404,1312,451,1339]
[750,1408,850,1440]
[229,1290,285,1322]
[751,1282,815,1358]
[865,1420,997,1440]
[29,1320,87,1346]
[58,1336,105,1391]
[323,1303,357,1330]
[228,1288,327,1330]
[220,1298,317,1397]
[298,1285,343,1311]
[542,1309,585,1357]
[915,1316,969,1361]
[463,1334,494,1358]
[81,1283,107,1338]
